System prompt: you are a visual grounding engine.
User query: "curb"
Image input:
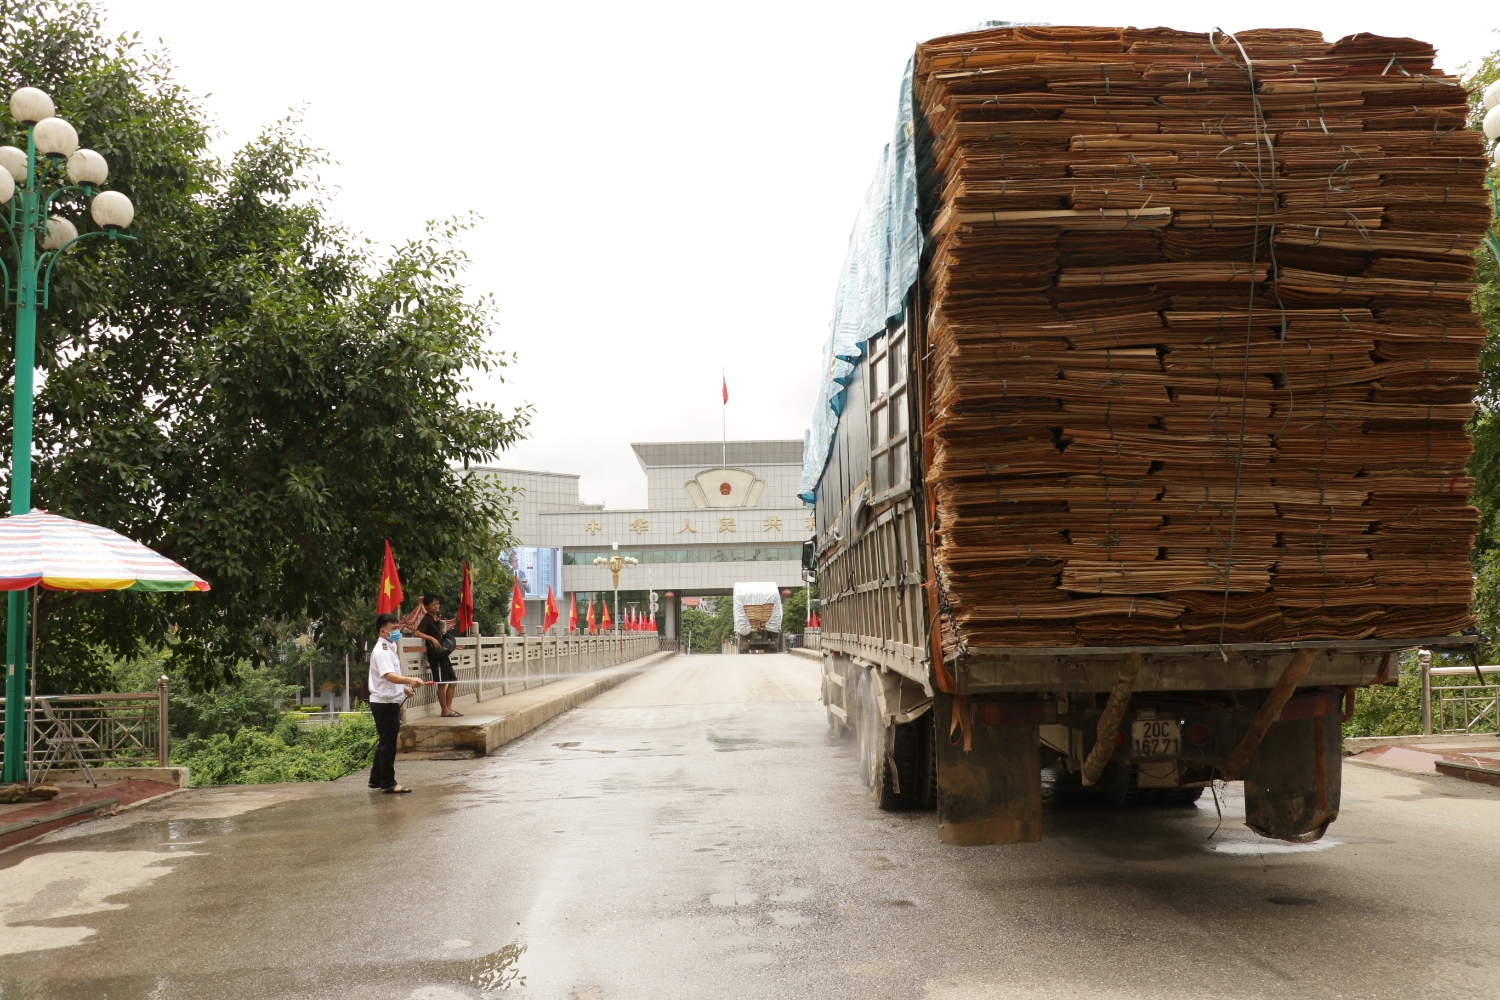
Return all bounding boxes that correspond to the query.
[788,647,822,662]
[398,650,675,756]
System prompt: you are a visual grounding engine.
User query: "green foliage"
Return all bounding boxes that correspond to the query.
[110,644,302,740]
[171,711,378,786]
[680,600,735,653]
[781,584,817,637]
[0,2,529,694]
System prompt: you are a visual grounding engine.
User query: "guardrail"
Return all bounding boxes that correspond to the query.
[803,628,821,651]
[0,678,169,777]
[1422,661,1500,735]
[398,633,664,720]
[1433,684,1500,735]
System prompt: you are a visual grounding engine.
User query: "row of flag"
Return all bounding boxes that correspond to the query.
[377,541,658,635]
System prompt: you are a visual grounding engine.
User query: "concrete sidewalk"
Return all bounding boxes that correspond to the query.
[397,649,675,756]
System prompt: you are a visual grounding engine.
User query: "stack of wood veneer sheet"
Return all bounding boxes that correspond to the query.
[919,25,1489,650]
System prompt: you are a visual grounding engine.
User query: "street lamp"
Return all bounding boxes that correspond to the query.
[1,87,135,782]
[593,542,637,636]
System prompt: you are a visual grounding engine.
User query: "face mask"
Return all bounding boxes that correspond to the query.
[387,630,401,643]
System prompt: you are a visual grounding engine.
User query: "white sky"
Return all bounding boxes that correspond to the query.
[99,1,1495,509]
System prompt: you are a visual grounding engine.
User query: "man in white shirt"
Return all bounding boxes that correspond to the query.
[369,612,423,793]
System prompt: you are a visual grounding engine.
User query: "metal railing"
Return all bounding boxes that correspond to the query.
[0,677,169,777]
[398,632,664,720]
[1421,661,1500,735]
[1433,684,1500,735]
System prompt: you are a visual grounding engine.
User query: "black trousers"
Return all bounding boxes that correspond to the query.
[370,702,402,789]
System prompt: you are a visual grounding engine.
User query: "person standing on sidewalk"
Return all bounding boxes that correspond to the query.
[369,612,423,794]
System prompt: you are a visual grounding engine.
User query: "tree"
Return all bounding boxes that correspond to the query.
[0,2,529,691]
[1465,39,1500,662]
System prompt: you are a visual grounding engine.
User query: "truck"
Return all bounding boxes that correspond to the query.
[733,582,784,654]
[800,24,1486,846]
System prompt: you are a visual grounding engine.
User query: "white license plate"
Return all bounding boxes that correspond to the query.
[1132,719,1180,758]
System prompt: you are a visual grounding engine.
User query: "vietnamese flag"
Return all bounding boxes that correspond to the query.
[376,541,403,614]
[457,562,475,634]
[568,593,578,633]
[586,599,596,635]
[509,581,526,634]
[649,612,656,632]
[600,601,612,631]
[543,586,559,633]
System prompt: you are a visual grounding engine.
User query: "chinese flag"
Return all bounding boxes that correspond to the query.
[600,602,612,631]
[457,562,474,634]
[376,541,403,614]
[509,581,526,634]
[568,593,578,633]
[586,599,595,635]
[543,587,559,633]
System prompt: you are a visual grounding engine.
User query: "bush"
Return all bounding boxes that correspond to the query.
[172,712,378,786]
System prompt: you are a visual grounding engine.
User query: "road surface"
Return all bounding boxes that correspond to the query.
[2,653,1498,998]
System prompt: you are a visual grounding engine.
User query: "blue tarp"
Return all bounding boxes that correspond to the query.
[798,56,922,503]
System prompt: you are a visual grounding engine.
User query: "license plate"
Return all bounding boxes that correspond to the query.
[1132,719,1180,758]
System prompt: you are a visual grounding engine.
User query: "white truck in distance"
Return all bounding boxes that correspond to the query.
[733,583,783,654]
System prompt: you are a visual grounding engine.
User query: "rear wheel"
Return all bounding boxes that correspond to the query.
[875,708,933,811]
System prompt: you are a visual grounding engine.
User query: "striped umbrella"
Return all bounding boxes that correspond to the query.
[0,511,209,592]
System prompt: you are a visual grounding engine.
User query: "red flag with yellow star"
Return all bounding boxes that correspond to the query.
[543,586,559,633]
[568,593,578,633]
[600,601,612,631]
[509,581,526,634]
[586,599,595,635]
[376,541,403,614]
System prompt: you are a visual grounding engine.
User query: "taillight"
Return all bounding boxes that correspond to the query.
[1188,724,1211,748]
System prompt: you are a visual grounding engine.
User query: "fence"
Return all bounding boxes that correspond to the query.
[1422,662,1500,736]
[1432,684,1500,735]
[803,628,821,652]
[0,679,169,778]
[398,632,667,720]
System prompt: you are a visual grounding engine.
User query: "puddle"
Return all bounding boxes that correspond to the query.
[709,890,759,906]
[0,850,192,955]
[769,909,810,926]
[1206,836,1343,855]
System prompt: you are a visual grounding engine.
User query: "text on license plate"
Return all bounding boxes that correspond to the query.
[1132,719,1180,757]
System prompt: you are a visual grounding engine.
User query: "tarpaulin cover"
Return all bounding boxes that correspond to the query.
[798,23,1047,504]
[732,582,784,635]
[798,56,921,503]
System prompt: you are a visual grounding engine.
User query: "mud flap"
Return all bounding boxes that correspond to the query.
[934,692,1042,845]
[1242,713,1342,843]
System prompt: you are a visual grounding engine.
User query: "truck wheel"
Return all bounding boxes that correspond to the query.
[874,709,933,811]
[855,671,880,789]
[1097,761,1145,806]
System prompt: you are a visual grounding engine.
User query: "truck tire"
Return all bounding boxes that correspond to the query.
[874,709,933,811]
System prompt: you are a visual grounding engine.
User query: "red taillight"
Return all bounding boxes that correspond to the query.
[1188,724,1211,748]
[1113,731,1124,747]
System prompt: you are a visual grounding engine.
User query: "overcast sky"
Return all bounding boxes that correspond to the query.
[99,1,1493,510]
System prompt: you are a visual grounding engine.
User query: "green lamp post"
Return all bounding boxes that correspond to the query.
[1,87,135,783]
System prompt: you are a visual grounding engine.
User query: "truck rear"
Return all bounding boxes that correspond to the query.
[800,24,1487,845]
[733,582,784,654]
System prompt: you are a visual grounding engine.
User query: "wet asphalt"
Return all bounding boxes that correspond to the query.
[1,652,1498,999]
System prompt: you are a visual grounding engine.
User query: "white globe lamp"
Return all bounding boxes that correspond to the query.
[90,190,134,230]
[9,88,54,125]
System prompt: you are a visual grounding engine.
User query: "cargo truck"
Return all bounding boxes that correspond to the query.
[801,24,1486,846]
[733,582,784,654]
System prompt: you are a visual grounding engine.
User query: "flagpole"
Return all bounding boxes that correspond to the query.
[721,368,726,468]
